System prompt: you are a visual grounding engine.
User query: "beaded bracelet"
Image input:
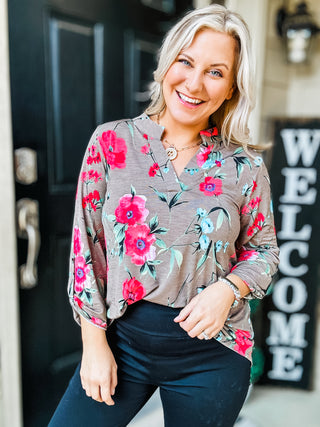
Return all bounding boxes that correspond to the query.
[219,277,241,308]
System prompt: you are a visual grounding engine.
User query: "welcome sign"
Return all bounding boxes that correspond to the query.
[260,119,320,389]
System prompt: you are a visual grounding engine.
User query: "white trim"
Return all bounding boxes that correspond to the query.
[0,1,23,426]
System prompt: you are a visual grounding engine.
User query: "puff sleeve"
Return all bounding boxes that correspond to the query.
[231,158,280,299]
[67,126,108,329]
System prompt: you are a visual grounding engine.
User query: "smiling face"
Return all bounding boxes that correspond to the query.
[161,29,237,132]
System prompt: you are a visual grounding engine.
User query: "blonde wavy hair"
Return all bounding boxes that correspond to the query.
[145,4,256,148]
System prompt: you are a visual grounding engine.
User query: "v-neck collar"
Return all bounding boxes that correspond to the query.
[133,113,222,189]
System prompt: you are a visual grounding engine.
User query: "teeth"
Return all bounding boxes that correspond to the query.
[178,92,202,104]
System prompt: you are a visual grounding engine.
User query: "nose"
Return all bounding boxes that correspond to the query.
[185,69,203,94]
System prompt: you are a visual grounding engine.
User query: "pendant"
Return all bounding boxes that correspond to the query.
[166,146,177,160]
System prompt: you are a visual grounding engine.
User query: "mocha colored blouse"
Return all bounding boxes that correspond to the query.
[68,113,279,361]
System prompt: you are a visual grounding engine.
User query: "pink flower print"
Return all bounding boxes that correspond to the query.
[252,180,257,193]
[74,255,90,292]
[148,163,160,177]
[122,277,146,305]
[141,144,150,154]
[73,226,83,255]
[199,177,223,196]
[87,145,102,165]
[248,197,261,210]
[200,127,218,137]
[91,317,107,328]
[98,130,127,169]
[81,172,87,182]
[73,295,84,309]
[115,194,149,225]
[234,329,252,356]
[82,190,101,212]
[237,247,259,262]
[143,133,148,140]
[241,205,250,215]
[88,169,102,183]
[197,146,213,167]
[125,224,156,265]
[247,213,265,236]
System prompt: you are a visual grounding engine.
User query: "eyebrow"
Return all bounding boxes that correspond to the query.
[179,53,230,71]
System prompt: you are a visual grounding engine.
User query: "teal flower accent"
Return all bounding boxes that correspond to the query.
[197,208,207,217]
[199,235,210,250]
[200,217,214,234]
[215,240,223,252]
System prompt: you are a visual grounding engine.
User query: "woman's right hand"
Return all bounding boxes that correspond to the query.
[80,317,118,405]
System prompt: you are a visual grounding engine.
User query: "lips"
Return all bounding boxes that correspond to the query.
[177,91,204,106]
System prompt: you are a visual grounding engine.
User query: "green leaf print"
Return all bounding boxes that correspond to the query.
[168,192,183,209]
[196,240,212,270]
[152,227,168,234]
[168,248,183,276]
[126,121,134,138]
[233,146,244,155]
[173,248,183,268]
[150,186,168,203]
[216,210,226,230]
[156,238,167,249]
[84,250,92,264]
[149,215,159,232]
[113,222,127,241]
[130,185,136,198]
[234,156,252,182]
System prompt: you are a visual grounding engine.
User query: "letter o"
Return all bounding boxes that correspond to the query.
[272,277,307,313]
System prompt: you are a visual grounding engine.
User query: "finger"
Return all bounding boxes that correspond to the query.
[186,321,209,338]
[100,385,115,406]
[110,366,118,395]
[174,298,197,322]
[91,385,103,403]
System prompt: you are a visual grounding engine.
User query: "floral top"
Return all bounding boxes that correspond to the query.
[68,113,279,361]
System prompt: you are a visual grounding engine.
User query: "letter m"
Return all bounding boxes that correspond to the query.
[266,312,309,347]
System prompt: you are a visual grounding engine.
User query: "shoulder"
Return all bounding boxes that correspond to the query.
[95,113,150,136]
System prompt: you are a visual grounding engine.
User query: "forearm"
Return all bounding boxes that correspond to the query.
[80,316,108,348]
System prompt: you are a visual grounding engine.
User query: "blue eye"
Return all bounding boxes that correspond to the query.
[178,58,191,66]
[209,70,222,78]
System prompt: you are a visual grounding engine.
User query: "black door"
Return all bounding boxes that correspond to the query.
[8,0,192,425]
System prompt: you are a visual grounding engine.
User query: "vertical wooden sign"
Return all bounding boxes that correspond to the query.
[260,119,320,389]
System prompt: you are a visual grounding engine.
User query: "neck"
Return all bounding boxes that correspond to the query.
[157,111,206,148]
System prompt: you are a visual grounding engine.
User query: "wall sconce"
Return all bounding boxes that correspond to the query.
[276,1,320,64]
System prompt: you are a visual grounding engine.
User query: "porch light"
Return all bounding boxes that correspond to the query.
[276,1,320,64]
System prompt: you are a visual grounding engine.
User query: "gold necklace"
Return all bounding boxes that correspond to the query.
[157,114,202,161]
[162,139,202,161]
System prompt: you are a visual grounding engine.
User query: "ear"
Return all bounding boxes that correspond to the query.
[226,83,236,101]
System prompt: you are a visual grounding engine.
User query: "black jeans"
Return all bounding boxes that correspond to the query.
[49,301,250,427]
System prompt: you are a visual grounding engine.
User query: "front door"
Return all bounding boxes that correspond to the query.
[8,0,192,425]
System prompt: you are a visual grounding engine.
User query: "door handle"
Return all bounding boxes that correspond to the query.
[17,198,41,289]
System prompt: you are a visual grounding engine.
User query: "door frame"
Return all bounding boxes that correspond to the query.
[0,1,23,426]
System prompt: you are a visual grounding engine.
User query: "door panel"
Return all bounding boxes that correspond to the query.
[47,14,104,190]
[8,0,193,425]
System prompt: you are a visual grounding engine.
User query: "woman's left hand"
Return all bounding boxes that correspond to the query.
[173,282,235,340]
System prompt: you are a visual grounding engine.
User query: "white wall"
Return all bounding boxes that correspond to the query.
[0,0,23,426]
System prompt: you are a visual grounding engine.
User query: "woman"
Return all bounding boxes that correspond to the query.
[50,4,279,427]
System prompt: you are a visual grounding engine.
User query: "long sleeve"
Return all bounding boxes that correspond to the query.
[67,126,108,329]
[231,159,280,299]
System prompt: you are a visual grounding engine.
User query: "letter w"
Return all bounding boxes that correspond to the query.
[281,129,320,167]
